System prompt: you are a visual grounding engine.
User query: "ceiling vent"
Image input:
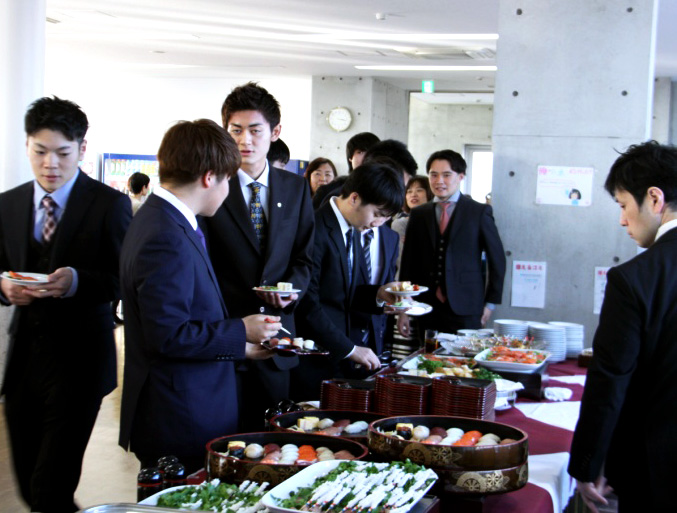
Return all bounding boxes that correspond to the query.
[398,47,495,61]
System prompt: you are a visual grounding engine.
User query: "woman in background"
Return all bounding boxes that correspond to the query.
[304,157,337,197]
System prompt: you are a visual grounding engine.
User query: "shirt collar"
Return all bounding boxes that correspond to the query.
[238,160,270,188]
[152,186,198,230]
[433,190,461,203]
[33,169,80,211]
[329,196,352,236]
[655,218,677,242]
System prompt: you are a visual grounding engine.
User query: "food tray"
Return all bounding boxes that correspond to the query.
[260,460,437,513]
[474,348,550,374]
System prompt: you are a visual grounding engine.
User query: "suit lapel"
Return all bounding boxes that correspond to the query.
[224,175,261,253]
[264,167,283,262]
[7,183,34,270]
[321,205,353,297]
[448,194,466,243]
[49,172,95,268]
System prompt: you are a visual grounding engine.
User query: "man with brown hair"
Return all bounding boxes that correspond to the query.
[118,119,279,472]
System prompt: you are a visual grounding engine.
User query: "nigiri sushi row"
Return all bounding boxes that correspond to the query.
[291,417,369,435]
[380,423,517,447]
[223,441,356,465]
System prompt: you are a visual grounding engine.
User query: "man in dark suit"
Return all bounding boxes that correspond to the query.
[119,119,279,473]
[205,83,314,430]
[292,163,404,397]
[569,141,677,512]
[0,96,132,513]
[399,149,506,336]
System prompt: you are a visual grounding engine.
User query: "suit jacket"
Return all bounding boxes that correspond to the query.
[296,201,384,361]
[400,194,506,316]
[568,227,677,506]
[0,171,131,398]
[204,165,314,371]
[351,226,399,354]
[118,194,247,459]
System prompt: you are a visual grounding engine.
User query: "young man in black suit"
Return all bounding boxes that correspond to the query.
[119,120,278,473]
[569,141,677,512]
[0,96,132,512]
[399,149,506,337]
[204,82,314,430]
[292,162,404,396]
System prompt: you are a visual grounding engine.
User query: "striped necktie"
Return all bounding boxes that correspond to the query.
[346,228,354,285]
[363,228,374,283]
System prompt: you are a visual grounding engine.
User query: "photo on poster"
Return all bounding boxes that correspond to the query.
[535,165,594,206]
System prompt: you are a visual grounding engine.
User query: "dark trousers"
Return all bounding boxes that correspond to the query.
[4,354,102,513]
[236,359,291,432]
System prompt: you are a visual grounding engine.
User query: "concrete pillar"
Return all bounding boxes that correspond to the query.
[310,76,409,175]
[0,0,45,386]
[653,77,672,143]
[491,0,658,345]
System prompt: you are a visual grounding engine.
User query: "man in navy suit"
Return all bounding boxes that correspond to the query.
[205,83,314,430]
[292,163,404,396]
[569,141,677,512]
[119,119,280,473]
[399,149,506,337]
[0,96,132,512]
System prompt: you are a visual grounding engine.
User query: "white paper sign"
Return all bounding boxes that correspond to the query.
[593,267,610,314]
[511,261,547,308]
[536,166,594,206]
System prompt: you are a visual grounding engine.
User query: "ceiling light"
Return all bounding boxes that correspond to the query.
[355,65,497,71]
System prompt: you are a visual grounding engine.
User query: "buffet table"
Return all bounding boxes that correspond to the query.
[479,359,586,513]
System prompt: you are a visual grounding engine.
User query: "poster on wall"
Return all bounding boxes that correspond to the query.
[511,261,547,308]
[593,266,610,314]
[535,165,594,206]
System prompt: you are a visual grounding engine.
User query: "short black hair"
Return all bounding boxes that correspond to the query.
[346,132,380,171]
[268,139,290,166]
[221,82,281,129]
[340,162,404,217]
[129,172,151,194]
[364,139,418,178]
[605,140,677,209]
[158,119,240,186]
[426,149,467,175]
[25,96,88,144]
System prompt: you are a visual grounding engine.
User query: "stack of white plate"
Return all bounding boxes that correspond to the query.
[493,319,529,338]
[549,321,585,358]
[528,323,567,362]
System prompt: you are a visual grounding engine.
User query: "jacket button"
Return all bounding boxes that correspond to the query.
[260,306,265,313]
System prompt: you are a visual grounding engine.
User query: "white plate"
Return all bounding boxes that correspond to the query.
[1,271,49,285]
[261,460,437,513]
[253,286,302,295]
[138,484,191,505]
[385,285,429,296]
[474,348,550,374]
[405,301,433,316]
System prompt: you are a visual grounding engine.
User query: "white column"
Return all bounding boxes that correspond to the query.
[0,0,45,386]
[1,0,46,192]
[491,0,658,345]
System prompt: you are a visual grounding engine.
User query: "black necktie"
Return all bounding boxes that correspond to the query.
[346,228,354,284]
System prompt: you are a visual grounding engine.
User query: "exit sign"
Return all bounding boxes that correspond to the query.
[422,80,435,93]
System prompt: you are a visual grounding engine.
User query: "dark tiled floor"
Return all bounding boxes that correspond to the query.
[0,327,139,512]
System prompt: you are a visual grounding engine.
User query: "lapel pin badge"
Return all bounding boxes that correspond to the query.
[277,202,282,208]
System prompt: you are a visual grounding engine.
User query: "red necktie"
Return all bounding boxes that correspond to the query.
[436,201,451,302]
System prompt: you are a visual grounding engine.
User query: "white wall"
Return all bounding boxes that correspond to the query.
[44,72,312,166]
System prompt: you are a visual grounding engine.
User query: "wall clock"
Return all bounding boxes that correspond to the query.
[326,106,352,132]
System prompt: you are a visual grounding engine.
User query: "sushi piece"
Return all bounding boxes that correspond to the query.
[303,339,315,350]
[412,425,430,441]
[422,435,443,445]
[333,419,351,428]
[317,448,335,461]
[278,337,292,346]
[396,423,414,440]
[297,417,320,431]
[317,418,334,429]
[344,420,369,434]
[260,450,281,464]
[430,427,448,438]
[244,443,264,459]
[479,433,501,444]
[296,445,317,464]
[277,282,293,291]
[500,438,518,445]
[317,426,343,436]
[292,337,304,348]
[446,427,464,440]
[453,430,482,447]
[263,443,280,455]
[475,439,498,446]
[333,450,355,460]
[227,441,246,458]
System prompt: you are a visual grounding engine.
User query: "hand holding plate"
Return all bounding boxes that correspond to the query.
[22,267,73,299]
[256,290,298,308]
[0,276,35,306]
